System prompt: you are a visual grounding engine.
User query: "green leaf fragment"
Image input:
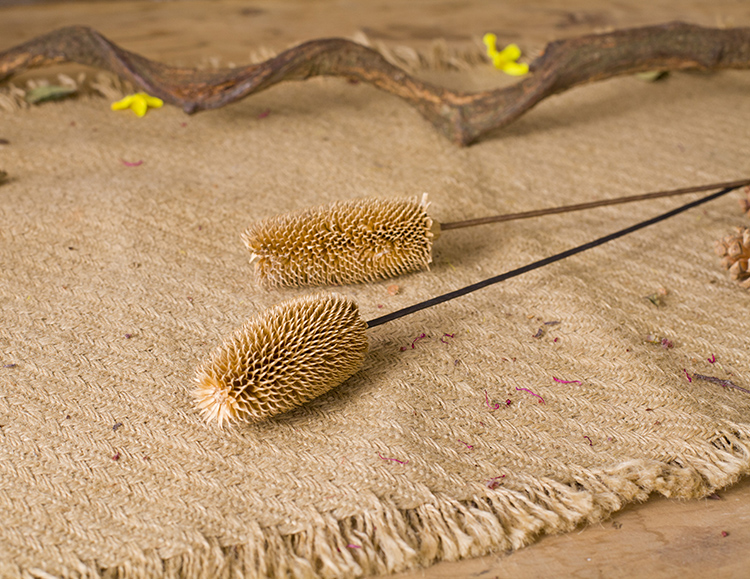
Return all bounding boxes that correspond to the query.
[25,85,77,104]
[636,70,669,82]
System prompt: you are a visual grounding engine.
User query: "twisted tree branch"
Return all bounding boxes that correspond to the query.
[2,22,749,145]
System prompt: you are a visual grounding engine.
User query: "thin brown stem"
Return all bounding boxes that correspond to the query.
[439,178,750,231]
[367,184,741,328]
[2,23,750,145]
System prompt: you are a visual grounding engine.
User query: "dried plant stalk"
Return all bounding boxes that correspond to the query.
[198,185,742,426]
[243,180,750,288]
[2,23,750,145]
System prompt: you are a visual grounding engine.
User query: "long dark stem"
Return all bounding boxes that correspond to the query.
[439,178,750,231]
[367,184,741,328]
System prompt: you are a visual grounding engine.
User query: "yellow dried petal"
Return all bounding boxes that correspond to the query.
[496,43,522,63]
[501,61,530,76]
[111,92,163,117]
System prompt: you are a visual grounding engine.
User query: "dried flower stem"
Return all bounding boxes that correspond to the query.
[377,452,409,465]
[3,23,750,145]
[693,374,750,395]
[484,390,501,411]
[367,185,742,328]
[440,179,750,230]
[515,386,545,404]
[553,377,581,384]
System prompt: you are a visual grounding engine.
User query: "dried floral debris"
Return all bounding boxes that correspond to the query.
[693,374,750,395]
[553,377,581,384]
[645,286,669,307]
[515,386,545,404]
[715,226,750,288]
[644,334,674,349]
[377,453,408,465]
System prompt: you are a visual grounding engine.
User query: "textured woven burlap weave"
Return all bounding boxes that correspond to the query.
[2,60,750,578]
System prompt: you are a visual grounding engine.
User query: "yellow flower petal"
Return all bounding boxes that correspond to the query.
[491,53,508,69]
[110,95,135,111]
[483,33,498,53]
[111,92,163,117]
[132,98,148,117]
[497,43,522,62]
[501,61,529,76]
[141,93,164,108]
[483,35,529,76]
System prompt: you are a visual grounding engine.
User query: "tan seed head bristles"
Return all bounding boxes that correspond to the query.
[193,293,368,427]
[740,185,750,217]
[242,195,437,287]
[715,226,750,289]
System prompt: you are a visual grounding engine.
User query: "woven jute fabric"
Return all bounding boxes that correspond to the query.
[2,59,750,578]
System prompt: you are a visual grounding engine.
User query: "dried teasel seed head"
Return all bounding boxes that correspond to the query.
[242,194,438,287]
[194,293,368,427]
[740,185,750,217]
[714,226,750,288]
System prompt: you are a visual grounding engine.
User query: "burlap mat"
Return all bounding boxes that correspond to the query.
[2,49,750,578]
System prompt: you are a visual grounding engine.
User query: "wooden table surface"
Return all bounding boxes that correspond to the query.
[391,478,750,579]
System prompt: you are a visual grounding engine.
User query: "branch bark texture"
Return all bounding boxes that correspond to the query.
[1,22,749,145]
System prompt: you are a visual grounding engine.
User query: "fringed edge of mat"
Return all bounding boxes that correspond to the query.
[8,425,750,579]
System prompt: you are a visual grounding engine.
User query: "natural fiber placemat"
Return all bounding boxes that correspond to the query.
[1,65,750,578]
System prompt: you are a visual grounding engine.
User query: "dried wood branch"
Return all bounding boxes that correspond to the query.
[2,22,750,145]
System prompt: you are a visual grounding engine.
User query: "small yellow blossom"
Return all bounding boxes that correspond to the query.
[483,33,529,76]
[111,92,164,117]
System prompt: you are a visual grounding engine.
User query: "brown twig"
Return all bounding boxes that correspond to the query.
[440,178,750,230]
[2,23,750,145]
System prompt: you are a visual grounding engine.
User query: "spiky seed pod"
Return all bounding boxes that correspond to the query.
[242,195,438,287]
[194,293,368,427]
[714,226,750,289]
[741,186,750,217]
